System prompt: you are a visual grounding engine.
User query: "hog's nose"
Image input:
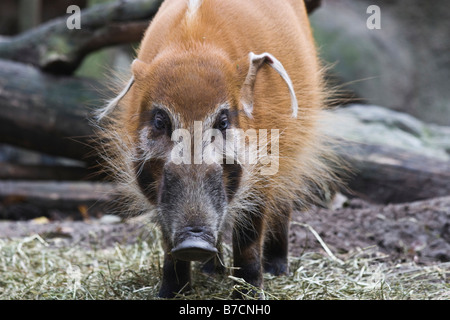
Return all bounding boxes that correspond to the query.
[171,227,217,262]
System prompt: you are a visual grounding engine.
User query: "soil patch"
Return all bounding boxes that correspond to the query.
[291,196,450,264]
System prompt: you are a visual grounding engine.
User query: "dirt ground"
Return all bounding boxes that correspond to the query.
[291,196,450,264]
[0,195,449,266]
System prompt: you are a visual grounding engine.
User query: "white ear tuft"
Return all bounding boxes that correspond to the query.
[95,75,134,121]
[95,60,138,122]
[259,53,298,118]
[240,52,298,119]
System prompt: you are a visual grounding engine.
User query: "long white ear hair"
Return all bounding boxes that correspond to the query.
[95,59,142,122]
[240,52,298,118]
[95,75,134,122]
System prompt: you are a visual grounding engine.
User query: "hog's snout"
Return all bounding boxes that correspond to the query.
[171,226,218,262]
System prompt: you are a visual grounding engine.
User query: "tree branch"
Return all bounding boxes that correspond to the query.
[340,142,450,204]
[0,0,163,75]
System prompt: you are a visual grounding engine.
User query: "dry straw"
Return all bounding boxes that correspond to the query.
[0,225,448,300]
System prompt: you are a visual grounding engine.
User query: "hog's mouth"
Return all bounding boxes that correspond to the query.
[171,238,218,261]
[171,226,218,262]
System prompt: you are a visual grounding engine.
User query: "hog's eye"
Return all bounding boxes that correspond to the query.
[151,109,171,134]
[154,114,165,130]
[216,113,230,131]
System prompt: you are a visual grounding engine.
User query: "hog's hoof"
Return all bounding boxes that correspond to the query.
[263,258,289,276]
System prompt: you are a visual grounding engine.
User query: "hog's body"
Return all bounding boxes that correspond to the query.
[97,0,339,298]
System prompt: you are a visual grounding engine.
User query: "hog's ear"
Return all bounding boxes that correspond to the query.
[239,52,298,119]
[95,59,144,121]
[131,58,150,81]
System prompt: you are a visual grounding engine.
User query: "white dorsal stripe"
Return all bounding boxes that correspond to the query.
[250,52,299,119]
[187,0,202,18]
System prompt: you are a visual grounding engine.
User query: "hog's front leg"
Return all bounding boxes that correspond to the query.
[232,213,264,298]
[158,252,191,298]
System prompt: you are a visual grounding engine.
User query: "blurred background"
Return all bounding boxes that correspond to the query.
[311,0,450,126]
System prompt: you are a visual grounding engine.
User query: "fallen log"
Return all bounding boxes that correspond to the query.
[0,181,115,202]
[0,163,94,181]
[0,59,101,161]
[0,181,116,220]
[340,142,450,204]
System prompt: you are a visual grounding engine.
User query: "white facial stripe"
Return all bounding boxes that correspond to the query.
[137,125,169,161]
